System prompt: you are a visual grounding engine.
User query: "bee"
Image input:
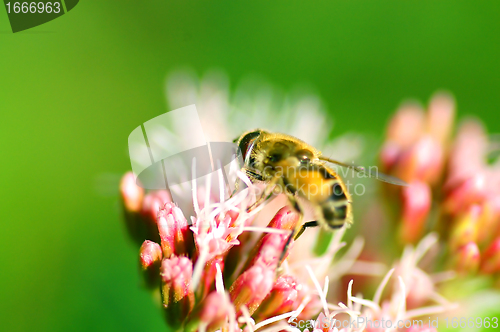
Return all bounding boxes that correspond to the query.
[234,129,406,244]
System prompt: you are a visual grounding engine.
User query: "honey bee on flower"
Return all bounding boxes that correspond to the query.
[119,71,500,332]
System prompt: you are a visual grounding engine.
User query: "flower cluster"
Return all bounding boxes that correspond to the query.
[379,93,500,278]
[118,72,500,331]
[121,169,454,331]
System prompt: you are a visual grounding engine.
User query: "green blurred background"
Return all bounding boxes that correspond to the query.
[1,1,500,331]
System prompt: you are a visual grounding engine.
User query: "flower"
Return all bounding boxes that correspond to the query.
[157,202,190,257]
[253,274,302,321]
[379,93,456,245]
[139,240,162,288]
[160,255,195,329]
[381,93,455,186]
[399,181,432,244]
[185,291,236,332]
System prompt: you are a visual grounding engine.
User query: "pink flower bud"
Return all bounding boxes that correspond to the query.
[229,264,275,315]
[241,207,299,272]
[444,175,487,216]
[139,240,163,287]
[387,102,425,149]
[186,291,234,332]
[157,202,189,257]
[198,255,224,300]
[267,206,300,230]
[253,274,301,320]
[446,119,487,186]
[247,232,290,271]
[427,92,455,145]
[399,181,432,244]
[120,172,150,244]
[380,141,402,172]
[392,136,443,184]
[480,238,500,274]
[128,190,171,244]
[141,190,172,222]
[453,242,480,275]
[120,172,144,213]
[476,198,500,246]
[140,240,163,269]
[160,256,195,328]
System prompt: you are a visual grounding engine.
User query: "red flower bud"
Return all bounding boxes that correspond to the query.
[160,256,195,328]
[139,240,163,288]
[157,202,189,257]
[229,264,275,315]
[399,181,431,244]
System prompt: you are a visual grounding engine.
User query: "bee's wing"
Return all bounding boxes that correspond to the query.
[319,156,408,186]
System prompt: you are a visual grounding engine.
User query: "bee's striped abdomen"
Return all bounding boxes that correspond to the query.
[317,166,352,229]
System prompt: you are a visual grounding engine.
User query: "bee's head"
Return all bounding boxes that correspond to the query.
[234,130,262,166]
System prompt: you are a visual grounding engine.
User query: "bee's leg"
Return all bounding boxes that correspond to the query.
[230,177,240,198]
[246,173,280,213]
[247,191,274,213]
[232,167,264,200]
[294,220,319,240]
[279,194,303,264]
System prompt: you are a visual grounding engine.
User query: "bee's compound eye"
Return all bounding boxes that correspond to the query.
[237,131,261,163]
[295,149,313,163]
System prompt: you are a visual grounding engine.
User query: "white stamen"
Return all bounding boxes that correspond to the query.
[400,244,414,267]
[343,237,365,262]
[373,268,395,307]
[306,265,329,317]
[288,295,311,323]
[336,302,362,323]
[349,296,379,312]
[347,279,353,308]
[254,311,296,331]
[328,304,360,318]
[239,305,254,332]
[237,170,253,190]
[395,276,406,325]
[323,276,329,300]
[215,263,224,295]
[191,246,208,290]
[327,303,343,310]
[353,293,363,312]
[414,232,438,264]
[405,304,457,320]
[228,296,237,332]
